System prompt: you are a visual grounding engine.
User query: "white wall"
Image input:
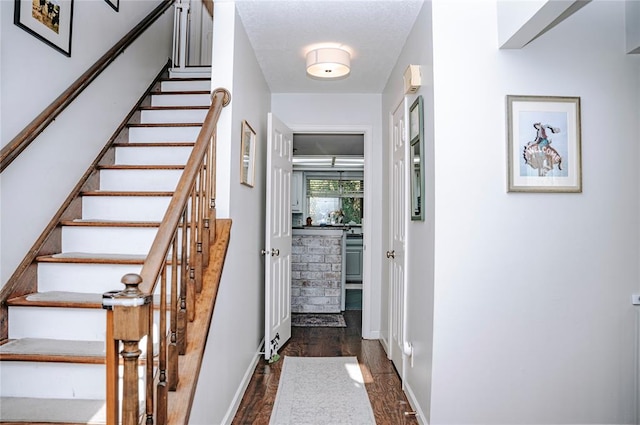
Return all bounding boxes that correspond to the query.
[271,93,384,339]
[430,1,640,423]
[381,2,435,423]
[190,3,271,424]
[0,1,173,285]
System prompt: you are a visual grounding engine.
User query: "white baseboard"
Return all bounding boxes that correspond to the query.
[220,338,265,425]
[379,334,390,356]
[404,381,428,425]
[363,330,380,340]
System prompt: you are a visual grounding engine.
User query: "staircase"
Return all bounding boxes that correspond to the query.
[0,74,214,424]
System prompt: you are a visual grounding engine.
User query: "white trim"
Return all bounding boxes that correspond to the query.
[404,381,428,425]
[366,330,381,340]
[288,124,376,341]
[379,333,390,357]
[220,338,265,425]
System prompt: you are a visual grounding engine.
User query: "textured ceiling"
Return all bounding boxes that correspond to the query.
[234,0,425,93]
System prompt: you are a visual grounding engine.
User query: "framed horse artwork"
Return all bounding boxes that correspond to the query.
[506,95,582,193]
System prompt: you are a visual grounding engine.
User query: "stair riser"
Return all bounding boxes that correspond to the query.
[99,169,182,192]
[82,196,173,221]
[128,126,201,143]
[61,227,186,255]
[9,307,106,341]
[140,109,207,124]
[151,93,210,107]
[160,80,210,92]
[37,263,181,294]
[115,146,193,165]
[1,362,106,399]
[8,307,165,341]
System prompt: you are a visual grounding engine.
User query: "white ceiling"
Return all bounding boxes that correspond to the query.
[234,0,425,94]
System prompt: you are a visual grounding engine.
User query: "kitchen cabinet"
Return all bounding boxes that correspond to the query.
[345,236,363,283]
[291,171,303,213]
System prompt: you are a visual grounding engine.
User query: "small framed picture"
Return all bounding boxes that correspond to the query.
[14,0,74,57]
[506,95,582,193]
[240,120,256,188]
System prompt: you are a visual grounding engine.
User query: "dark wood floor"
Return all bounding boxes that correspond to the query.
[231,310,419,424]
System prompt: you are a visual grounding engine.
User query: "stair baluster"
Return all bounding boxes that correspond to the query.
[102,87,230,425]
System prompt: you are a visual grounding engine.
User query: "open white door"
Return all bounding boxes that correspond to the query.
[264,113,293,361]
[388,101,407,377]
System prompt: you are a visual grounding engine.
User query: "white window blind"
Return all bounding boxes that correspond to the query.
[306,178,364,198]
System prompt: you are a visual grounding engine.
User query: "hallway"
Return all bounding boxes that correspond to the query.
[232,311,419,424]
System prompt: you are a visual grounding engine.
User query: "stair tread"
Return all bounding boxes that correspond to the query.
[112,141,195,147]
[7,291,103,308]
[79,190,173,196]
[138,105,209,111]
[160,76,211,81]
[127,122,203,128]
[150,90,210,95]
[0,337,105,359]
[0,397,107,424]
[37,252,147,264]
[59,219,161,227]
[97,164,185,170]
[7,290,168,311]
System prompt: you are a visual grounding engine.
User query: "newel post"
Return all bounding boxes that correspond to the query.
[103,274,152,425]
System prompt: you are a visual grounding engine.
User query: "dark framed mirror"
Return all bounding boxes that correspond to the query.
[409,96,424,221]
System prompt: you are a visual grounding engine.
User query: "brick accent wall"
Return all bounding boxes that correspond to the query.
[291,233,343,313]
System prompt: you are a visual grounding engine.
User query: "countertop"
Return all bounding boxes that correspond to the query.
[292,225,362,235]
[292,227,344,236]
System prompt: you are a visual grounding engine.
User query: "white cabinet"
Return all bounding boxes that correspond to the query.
[345,236,363,283]
[291,171,303,213]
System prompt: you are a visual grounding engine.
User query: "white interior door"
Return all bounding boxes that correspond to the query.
[388,101,407,377]
[264,113,293,361]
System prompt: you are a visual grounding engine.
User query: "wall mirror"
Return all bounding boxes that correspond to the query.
[240,120,256,187]
[409,96,424,221]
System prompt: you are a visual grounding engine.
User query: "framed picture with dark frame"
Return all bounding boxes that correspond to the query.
[506,95,582,193]
[409,96,425,221]
[240,120,256,188]
[104,0,119,12]
[14,0,75,57]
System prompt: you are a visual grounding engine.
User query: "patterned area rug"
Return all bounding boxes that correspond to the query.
[269,356,375,424]
[291,313,346,328]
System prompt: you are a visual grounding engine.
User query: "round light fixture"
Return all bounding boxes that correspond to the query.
[306,47,351,80]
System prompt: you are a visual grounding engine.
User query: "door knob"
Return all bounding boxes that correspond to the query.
[386,250,395,259]
[272,248,280,257]
[261,249,268,256]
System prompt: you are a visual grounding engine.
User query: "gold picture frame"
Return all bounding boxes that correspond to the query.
[240,120,256,187]
[506,95,582,193]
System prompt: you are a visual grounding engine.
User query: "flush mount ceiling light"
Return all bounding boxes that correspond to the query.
[306,47,351,80]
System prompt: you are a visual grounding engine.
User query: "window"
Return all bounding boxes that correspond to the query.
[306,173,363,225]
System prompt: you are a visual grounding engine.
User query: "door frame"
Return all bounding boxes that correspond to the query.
[289,124,376,339]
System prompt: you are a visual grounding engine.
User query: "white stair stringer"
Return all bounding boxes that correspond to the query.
[0,74,211,424]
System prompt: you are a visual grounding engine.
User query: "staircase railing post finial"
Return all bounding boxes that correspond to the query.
[102,273,152,425]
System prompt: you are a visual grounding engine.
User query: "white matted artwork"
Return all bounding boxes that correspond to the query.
[14,0,74,56]
[506,95,581,193]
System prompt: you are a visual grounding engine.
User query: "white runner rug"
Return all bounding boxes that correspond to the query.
[269,356,376,425]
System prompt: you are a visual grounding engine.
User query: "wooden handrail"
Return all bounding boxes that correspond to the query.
[0,0,175,173]
[138,88,230,295]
